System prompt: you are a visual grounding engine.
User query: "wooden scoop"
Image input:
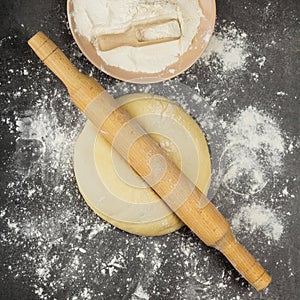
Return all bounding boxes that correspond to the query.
[96,18,182,51]
[28,32,272,291]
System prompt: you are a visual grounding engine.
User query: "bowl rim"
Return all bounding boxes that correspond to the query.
[67,0,216,84]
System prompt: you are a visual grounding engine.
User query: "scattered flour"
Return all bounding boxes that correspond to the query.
[220,106,285,195]
[232,204,284,241]
[132,284,150,300]
[256,56,266,68]
[72,0,202,73]
[200,23,249,72]
[276,91,288,96]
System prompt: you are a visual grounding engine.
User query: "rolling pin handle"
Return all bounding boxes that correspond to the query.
[215,231,272,291]
[28,32,104,111]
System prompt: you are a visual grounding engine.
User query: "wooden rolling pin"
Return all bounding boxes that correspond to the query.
[28,32,271,291]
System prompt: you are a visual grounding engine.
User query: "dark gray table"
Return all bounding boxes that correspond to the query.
[1,0,299,299]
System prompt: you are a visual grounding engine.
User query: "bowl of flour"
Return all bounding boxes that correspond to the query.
[67,0,216,83]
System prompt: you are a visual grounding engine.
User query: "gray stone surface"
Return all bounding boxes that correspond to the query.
[0,0,299,299]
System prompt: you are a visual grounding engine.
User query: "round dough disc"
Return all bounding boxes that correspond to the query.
[74,93,211,236]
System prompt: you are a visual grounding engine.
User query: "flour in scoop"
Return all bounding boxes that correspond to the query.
[72,0,202,73]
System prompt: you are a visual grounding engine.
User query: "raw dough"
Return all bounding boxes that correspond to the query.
[74,93,211,236]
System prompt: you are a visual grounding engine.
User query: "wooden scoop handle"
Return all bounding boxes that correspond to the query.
[96,19,181,51]
[97,29,180,51]
[97,29,138,51]
[28,32,271,291]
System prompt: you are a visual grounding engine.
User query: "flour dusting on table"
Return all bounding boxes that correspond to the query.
[232,204,283,241]
[200,23,249,72]
[220,106,286,195]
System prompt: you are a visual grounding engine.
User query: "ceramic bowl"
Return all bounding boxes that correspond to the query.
[67,0,216,83]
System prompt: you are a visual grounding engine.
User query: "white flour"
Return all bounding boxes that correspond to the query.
[220,106,285,196]
[200,23,249,72]
[72,0,202,73]
[231,204,283,241]
[132,284,150,300]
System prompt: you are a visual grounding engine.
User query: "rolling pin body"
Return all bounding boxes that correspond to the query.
[28,32,271,291]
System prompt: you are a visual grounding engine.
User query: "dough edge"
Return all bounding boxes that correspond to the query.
[73,93,211,236]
